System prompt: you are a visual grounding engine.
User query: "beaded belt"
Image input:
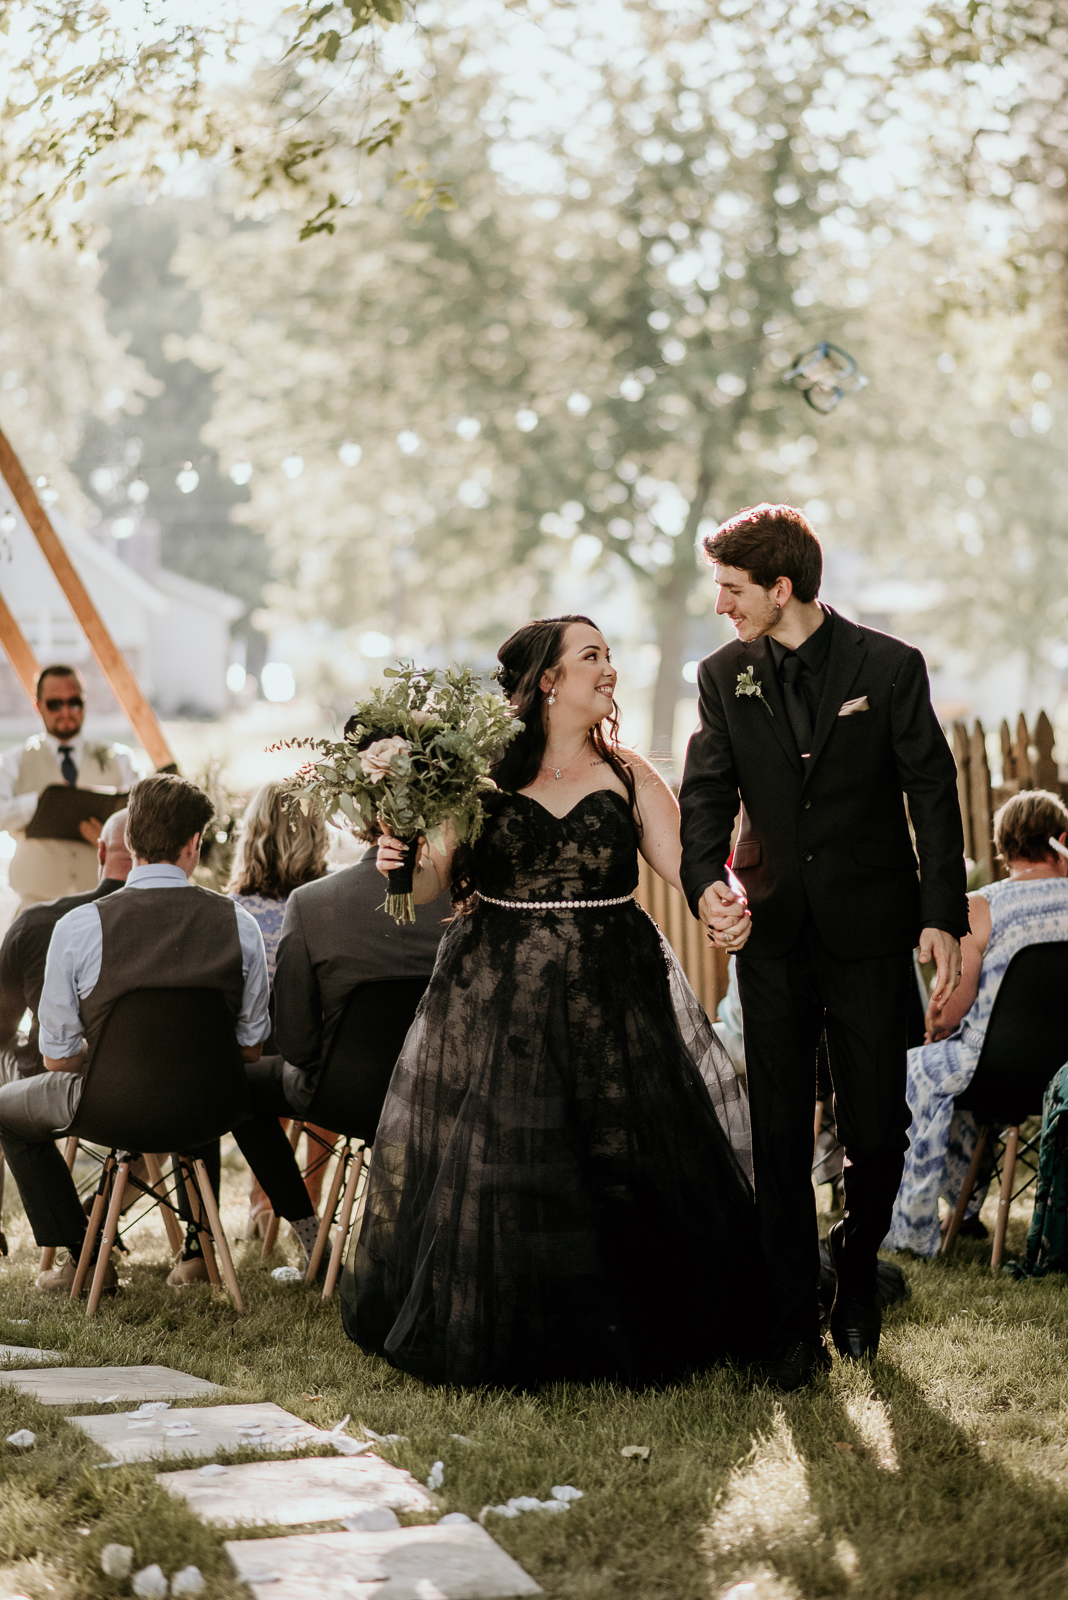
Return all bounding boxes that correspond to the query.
[477,892,633,911]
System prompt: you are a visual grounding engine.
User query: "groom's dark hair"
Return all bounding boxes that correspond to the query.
[704,503,822,602]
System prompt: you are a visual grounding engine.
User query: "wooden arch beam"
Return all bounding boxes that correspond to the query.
[0,424,174,771]
[0,585,40,706]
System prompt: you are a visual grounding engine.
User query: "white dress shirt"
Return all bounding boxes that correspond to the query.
[0,733,140,835]
[38,863,271,1058]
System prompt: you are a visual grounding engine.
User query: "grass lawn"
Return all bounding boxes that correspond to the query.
[2,1151,1068,1600]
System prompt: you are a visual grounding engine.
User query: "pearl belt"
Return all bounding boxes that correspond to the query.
[476,892,633,911]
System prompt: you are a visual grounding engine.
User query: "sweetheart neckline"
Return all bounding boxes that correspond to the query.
[508,788,631,824]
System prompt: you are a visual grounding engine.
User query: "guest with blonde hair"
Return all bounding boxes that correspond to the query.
[886,788,1068,1256]
[227,781,333,1239]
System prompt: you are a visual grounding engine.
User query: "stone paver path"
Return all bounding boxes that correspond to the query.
[0,1343,62,1365]
[70,1401,353,1465]
[225,1523,542,1598]
[158,1451,433,1526]
[0,1363,220,1404]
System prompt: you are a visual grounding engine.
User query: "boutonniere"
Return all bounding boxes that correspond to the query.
[86,742,114,765]
[735,666,773,715]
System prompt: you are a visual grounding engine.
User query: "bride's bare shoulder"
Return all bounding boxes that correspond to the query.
[615,747,673,795]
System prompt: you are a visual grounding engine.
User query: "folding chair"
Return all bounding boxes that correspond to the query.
[942,942,1068,1273]
[65,986,253,1316]
[292,976,430,1298]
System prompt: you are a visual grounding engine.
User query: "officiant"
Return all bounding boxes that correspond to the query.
[0,664,140,914]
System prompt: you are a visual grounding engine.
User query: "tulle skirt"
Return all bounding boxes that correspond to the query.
[340,899,764,1387]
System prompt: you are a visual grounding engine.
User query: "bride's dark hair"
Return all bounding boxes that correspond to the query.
[451,614,638,907]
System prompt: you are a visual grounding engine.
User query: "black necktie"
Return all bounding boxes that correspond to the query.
[57,745,78,786]
[779,654,813,758]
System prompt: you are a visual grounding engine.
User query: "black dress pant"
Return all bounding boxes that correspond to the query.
[736,914,912,1342]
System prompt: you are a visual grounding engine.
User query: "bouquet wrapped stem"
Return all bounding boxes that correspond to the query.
[386,837,418,924]
[281,664,522,924]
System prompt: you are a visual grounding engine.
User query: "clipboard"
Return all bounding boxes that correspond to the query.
[24,785,129,842]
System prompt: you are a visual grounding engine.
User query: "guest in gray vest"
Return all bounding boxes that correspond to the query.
[265,847,449,1115]
[0,774,322,1296]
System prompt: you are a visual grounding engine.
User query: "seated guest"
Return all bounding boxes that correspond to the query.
[886,789,1068,1256]
[225,779,334,1236]
[268,832,449,1120]
[0,773,324,1295]
[0,810,132,1084]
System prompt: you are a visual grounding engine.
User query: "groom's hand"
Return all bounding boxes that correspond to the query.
[919,927,962,1012]
[699,881,752,952]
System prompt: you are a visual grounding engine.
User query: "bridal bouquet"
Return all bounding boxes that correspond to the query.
[284,663,522,922]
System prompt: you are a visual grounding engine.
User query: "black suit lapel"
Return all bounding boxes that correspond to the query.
[735,638,804,773]
[804,611,867,780]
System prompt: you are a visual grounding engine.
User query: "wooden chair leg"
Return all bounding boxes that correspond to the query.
[180,1158,221,1285]
[991,1126,1019,1275]
[144,1152,184,1256]
[72,1155,114,1300]
[261,1120,305,1259]
[306,1142,349,1284]
[323,1147,364,1301]
[87,1156,129,1317]
[193,1158,245,1314]
[942,1124,990,1258]
[41,1136,80,1275]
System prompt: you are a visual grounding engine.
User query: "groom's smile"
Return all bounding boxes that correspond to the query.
[713,563,781,643]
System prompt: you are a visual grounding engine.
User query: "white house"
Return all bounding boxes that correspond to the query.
[0,501,244,728]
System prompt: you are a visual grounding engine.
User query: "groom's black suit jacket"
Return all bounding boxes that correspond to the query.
[679,608,968,961]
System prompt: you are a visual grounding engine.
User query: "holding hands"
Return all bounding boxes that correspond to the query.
[699,879,752,953]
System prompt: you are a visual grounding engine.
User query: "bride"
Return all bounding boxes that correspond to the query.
[340,615,764,1386]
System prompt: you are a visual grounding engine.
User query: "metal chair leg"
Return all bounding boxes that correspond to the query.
[262,1120,305,1259]
[991,1125,1019,1275]
[306,1141,349,1284]
[72,1154,114,1299]
[942,1124,990,1258]
[40,1136,80,1276]
[87,1155,129,1317]
[323,1146,364,1301]
[193,1158,245,1314]
[143,1152,184,1256]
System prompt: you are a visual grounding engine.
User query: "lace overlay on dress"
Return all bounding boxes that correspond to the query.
[340,789,761,1386]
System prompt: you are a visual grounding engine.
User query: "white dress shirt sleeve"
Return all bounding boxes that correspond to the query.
[0,744,40,834]
[232,903,271,1048]
[112,746,144,789]
[38,903,104,1059]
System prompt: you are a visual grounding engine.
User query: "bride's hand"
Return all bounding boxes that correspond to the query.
[376,824,409,879]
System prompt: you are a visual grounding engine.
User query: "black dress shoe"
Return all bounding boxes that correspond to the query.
[827,1221,881,1360]
[762,1335,832,1391]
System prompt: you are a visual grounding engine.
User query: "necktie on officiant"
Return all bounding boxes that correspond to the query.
[57,745,78,786]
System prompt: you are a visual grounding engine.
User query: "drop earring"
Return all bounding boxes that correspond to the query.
[547,690,556,705]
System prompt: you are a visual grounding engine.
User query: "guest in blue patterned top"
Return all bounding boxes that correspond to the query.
[886,789,1068,1256]
[228,780,331,1235]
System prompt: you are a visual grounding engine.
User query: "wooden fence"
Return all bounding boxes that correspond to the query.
[951,709,1061,884]
[632,707,1065,1018]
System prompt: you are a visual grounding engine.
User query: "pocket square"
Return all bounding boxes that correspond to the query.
[838,695,870,717]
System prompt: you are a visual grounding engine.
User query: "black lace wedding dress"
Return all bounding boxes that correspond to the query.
[339,789,764,1387]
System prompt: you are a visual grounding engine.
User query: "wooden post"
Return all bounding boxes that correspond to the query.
[952,722,973,862]
[0,425,174,770]
[1033,710,1058,792]
[1000,719,1016,787]
[1017,713,1034,789]
[969,721,995,882]
[0,585,40,705]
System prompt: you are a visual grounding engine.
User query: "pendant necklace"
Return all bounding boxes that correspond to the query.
[543,737,590,781]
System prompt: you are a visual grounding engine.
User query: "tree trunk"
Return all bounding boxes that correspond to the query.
[648,462,714,768]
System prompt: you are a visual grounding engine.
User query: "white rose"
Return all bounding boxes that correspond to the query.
[358,735,410,782]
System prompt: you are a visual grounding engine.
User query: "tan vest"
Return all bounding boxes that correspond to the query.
[9,737,126,902]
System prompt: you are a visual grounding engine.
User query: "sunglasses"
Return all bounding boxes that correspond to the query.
[44,696,84,711]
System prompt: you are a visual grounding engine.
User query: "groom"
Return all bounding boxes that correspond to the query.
[679,504,967,1389]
